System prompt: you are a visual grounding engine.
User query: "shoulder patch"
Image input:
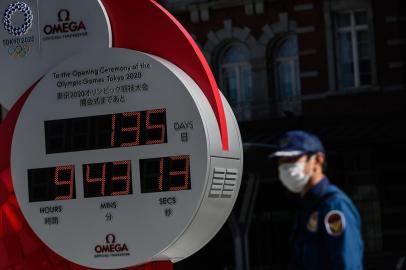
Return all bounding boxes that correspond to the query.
[324,210,346,236]
[307,212,318,232]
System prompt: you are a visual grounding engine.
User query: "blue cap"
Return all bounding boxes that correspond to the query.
[270,130,325,157]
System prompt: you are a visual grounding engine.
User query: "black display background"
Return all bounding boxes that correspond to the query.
[45,109,167,154]
[28,166,76,202]
[140,155,191,193]
[83,161,133,198]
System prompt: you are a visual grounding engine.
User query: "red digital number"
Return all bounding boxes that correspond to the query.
[169,156,190,191]
[111,161,131,196]
[54,165,75,200]
[146,109,166,144]
[158,158,165,192]
[111,114,116,147]
[121,112,141,147]
[85,163,106,196]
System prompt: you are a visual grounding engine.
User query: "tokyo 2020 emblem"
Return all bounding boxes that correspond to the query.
[3,2,33,36]
[2,2,34,58]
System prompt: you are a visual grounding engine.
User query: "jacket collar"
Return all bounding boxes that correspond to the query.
[301,177,330,208]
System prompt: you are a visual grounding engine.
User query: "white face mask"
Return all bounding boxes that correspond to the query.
[278,161,312,193]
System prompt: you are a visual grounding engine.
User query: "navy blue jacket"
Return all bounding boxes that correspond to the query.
[289,178,364,270]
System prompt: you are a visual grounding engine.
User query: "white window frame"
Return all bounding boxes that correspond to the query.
[323,0,377,94]
[270,35,302,116]
[335,10,371,89]
[274,36,301,101]
[218,43,253,106]
[220,62,252,104]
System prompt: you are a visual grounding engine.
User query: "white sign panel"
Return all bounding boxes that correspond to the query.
[11,48,243,269]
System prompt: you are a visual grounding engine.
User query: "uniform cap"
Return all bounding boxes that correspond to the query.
[270,130,325,157]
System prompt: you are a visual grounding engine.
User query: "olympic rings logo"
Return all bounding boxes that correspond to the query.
[3,2,33,36]
[5,43,31,58]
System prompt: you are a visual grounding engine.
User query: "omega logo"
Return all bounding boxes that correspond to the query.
[94,234,129,254]
[105,233,116,244]
[57,9,70,22]
[43,9,86,35]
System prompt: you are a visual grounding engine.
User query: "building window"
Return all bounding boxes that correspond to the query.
[274,36,301,100]
[335,10,372,89]
[270,35,301,115]
[219,43,253,109]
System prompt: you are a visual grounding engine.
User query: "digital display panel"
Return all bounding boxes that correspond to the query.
[83,160,132,198]
[140,155,191,193]
[45,109,167,154]
[28,165,76,202]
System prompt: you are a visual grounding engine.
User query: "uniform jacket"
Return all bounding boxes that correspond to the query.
[289,177,364,270]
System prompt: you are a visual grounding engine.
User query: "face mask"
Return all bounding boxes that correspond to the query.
[278,161,312,193]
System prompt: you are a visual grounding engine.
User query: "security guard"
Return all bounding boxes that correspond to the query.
[271,130,364,270]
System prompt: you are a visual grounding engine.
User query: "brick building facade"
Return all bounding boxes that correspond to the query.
[158,0,406,269]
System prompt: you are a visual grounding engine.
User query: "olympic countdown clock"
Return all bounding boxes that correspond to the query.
[10,48,243,269]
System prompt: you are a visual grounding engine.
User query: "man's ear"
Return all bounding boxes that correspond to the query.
[315,153,325,170]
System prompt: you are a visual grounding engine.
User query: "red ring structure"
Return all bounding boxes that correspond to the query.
[0,0,228,269]
[102,0,229,151]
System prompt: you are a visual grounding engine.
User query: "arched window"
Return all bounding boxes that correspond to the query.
[274,36,300,101]
[219,43,253,107]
